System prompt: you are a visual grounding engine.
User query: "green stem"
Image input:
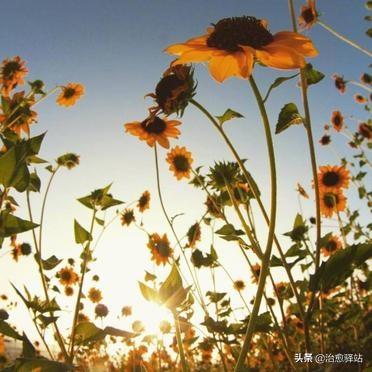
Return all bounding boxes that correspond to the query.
[173,311,189,372]
[234,75,277,371]
[317,20,372,58]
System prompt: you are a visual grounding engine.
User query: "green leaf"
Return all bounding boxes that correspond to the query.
[144,271,157,282]
[263,73,298,102]
[139,282,159,303]
[303,64,325,86]
[74,219,92,244]
[16,358,73,372]
[22,333,36,358]
[103,326,136,339]
[276,103,303,134]
[206,291,226,303]
[28,171,41,192]
[310,243,372,291]
[37,314,59,328]
[0,212,38,237]
[216,109,244,125]
[95,217,105,226]
[40,255,63,270]
[75,321,105,344]
[0,320,23,340]
[215,224,244,242]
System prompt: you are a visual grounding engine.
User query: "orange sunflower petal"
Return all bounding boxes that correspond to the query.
[272,31,318,57]
[256,45,306,70]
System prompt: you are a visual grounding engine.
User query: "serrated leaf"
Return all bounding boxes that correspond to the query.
[276,103,303,134]
[74,219,92,244]
[263,73,298,102]
[216,109,244,125]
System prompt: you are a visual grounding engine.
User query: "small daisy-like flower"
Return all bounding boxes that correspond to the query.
[19,243,32,256]
[319,134,331,146]
[318,165,350,192]
[88,288,103,303]
[95,303,109,318]
[251,263,261,283]
[120,208,135,226]
[56,153,80,169]
[331,110,344,132]
[358,122,372,140]
[319,189,347,218]
[121,306,132,317]
[166,146,193,180]
[56,83,85,107]
[0,56,28,96]
[186,222,201,248]
[354,94,367,104]
[298,0,318,29]
[360,73,372,85]
[137,190,150,212]
[58,266,79,287]
[147,233,173,266]
[296,183,309,199]
[132,320,145,333]
[64,286,74,296]
[332,74,347,94]
[92,274,99,281]
[159,320,172,334]
[125,116,181,149]
[233,280,246,291]
[166,16,317,83]
[321,235,342,257]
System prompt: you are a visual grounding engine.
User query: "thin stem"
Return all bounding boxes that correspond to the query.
[235,76,277,371]
[348,80,372,93]
[173,311,189,372]
[317,20,372,58]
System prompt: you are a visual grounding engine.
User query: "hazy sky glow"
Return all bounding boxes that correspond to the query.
[1,0,370,356]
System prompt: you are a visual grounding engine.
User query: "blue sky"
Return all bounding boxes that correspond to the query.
[0,0,370,350]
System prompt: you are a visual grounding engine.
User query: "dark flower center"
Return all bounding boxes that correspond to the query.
[302,8,316,24]
[322,171,340,187]
[63,87,76,99]
[139,195,149,208]
[156,75,185,107]
[141,117,166,134]
[326,240,337,251]
[173,155,190,172]
[332,114,342,127]
[320,135,331,145]
[207,16,274,52]
[155,240,171,257]
[61,271,72,281]
[323,193,338,208]
[3,61,22,78]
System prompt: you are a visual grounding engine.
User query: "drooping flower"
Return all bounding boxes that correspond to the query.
[319,189,347,217]
[88,288,103,303]
[317,165,350,192]
[332,74,347,94]
[166,16,318,82]
[358,122,372,140]
[360,73,372,85]
[298,0,319,30]
[0,56,28,97]
[125,116,181,149]
[186,222,201,248]
[319,134,331,146]
[56,83,85,107]
[204,194,224,219]
[331,110,344,132]
[58,266,79,287]
[147,233,173,266]
[120,208,135,226]
[166,146,193,180]
[321,235,342,257]
[137,191,150,213]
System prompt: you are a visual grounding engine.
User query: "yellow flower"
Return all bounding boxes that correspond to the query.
[147,233,173,266]
[58,266,79,287]
[120,208,135,226]
[166,16,318,82]
[318,165,350,193]
[321,235,342,257]
[331,110,344,132]
[0,56,28,97]
[125,116,181,149]
[233,280,246,291]
[56,83,84,107]
[88,287,103,303]
[166,146,193,180]
[137,191,150,213]
[319,189,347,218]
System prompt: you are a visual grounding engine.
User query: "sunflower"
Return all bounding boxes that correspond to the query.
[120,208,135,226]
[95,303,109,318]
[166,146,193,180]
[186,222,201,248]
[330,110,344,132]
[361,73,372,85]
[0,56,28,97]
[137,190,150,212]
[321,235,342,257]
[354,94,367,104]
[56,83,85,107]
[319,134,331,146]
[318,165,350,192]
[332,74,347,94]
[147,233,173,266]
[233,280,246,291]
[121,306,132,317]
[56,153,80,169]
[319,189,347,218]
[125,115,181,149]
[165,16,317,83]
[58,266,79,287]
[64,287,74,296]
[358,122,372,140]
[88,287,103,303]
[205,194,224,219]
[298,0,318,30]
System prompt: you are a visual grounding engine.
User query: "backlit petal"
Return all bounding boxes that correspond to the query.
[256,45,306,70]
